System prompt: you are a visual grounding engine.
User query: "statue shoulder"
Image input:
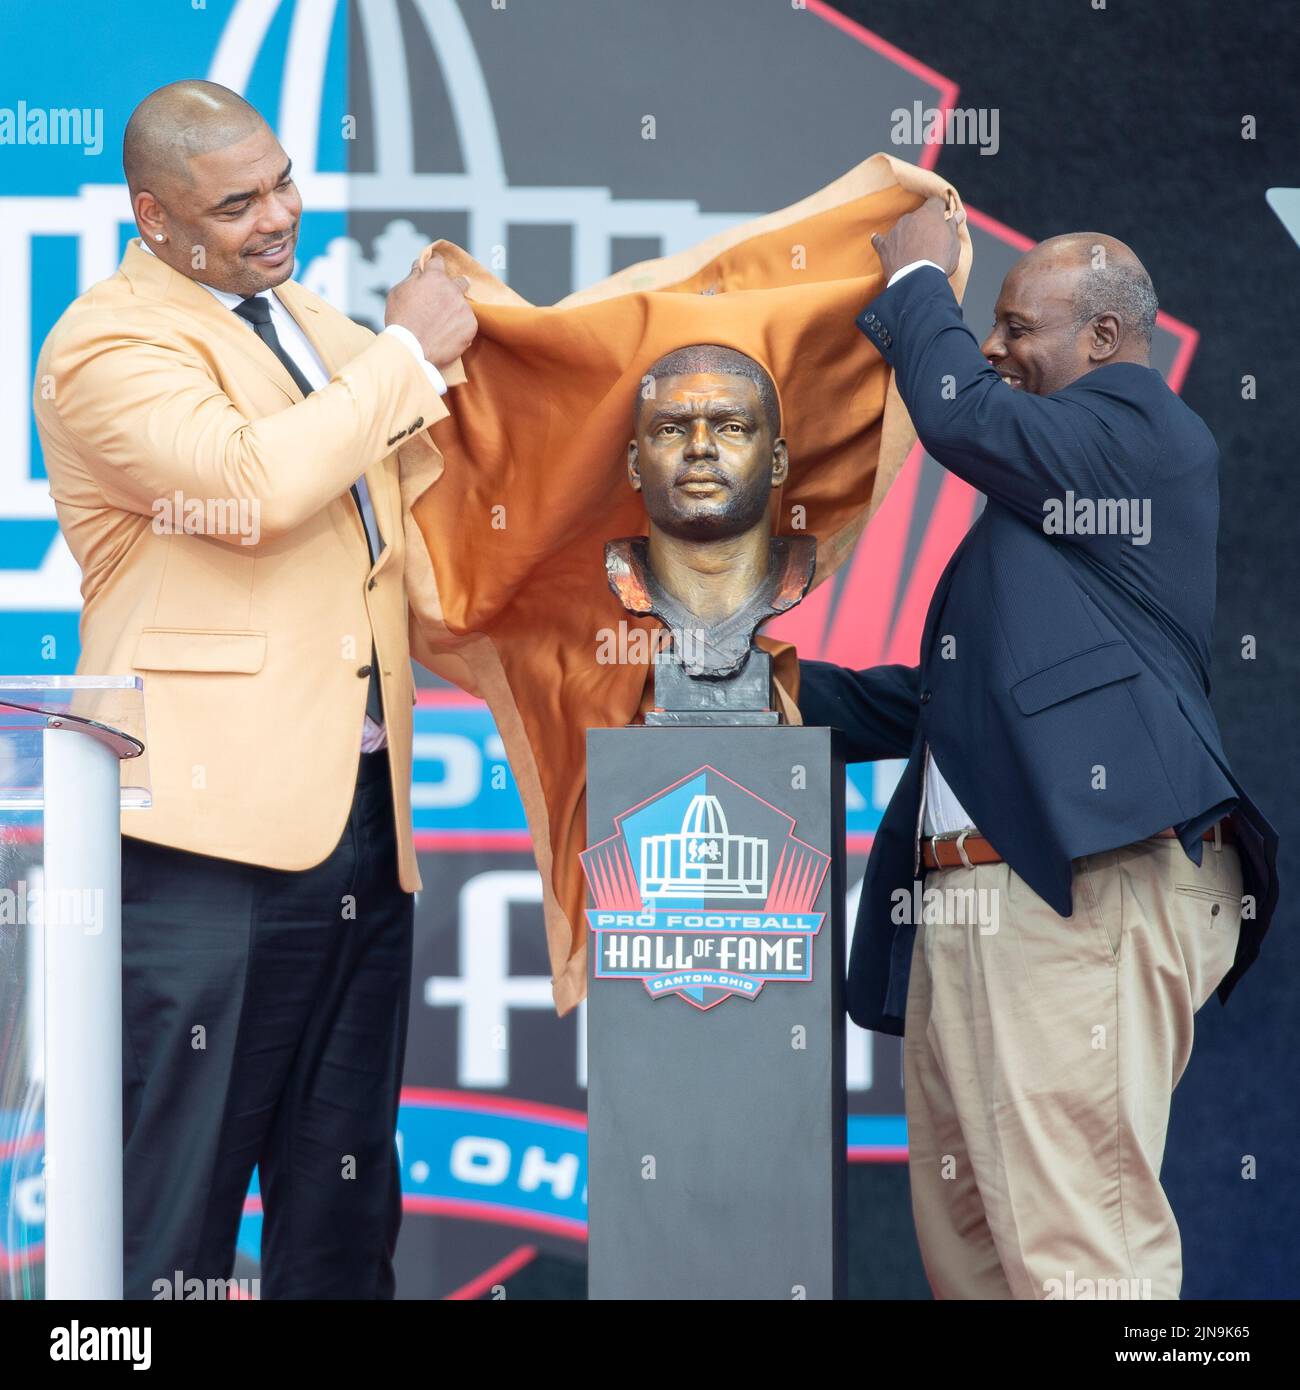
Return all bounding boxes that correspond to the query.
[605,536,653,614]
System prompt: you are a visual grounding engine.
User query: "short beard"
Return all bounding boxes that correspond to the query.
[648,481,771,542]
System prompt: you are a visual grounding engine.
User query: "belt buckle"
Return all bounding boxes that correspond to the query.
[929,828,976,871]
[954,827,975,870]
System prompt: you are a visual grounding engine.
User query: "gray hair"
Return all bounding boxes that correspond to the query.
[1071,262,1158,346]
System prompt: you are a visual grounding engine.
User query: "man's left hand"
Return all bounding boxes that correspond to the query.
[871,195,965,283]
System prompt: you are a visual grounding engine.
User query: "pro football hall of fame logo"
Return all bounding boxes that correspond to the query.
[581,766,831,1010]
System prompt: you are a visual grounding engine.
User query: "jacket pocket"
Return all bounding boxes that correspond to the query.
[133,627,267,674]
[1010,639,1143,715]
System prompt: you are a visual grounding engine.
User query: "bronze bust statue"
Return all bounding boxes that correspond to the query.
[605,344,816,725]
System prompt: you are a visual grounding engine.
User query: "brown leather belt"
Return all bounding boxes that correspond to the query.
[922,820,1233,871]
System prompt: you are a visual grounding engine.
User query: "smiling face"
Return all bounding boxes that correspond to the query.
[980,252,1097,397]
[628,371,789,542]
[135,122,302,297]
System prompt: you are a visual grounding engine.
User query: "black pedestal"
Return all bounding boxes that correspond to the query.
[585,725,846,1299]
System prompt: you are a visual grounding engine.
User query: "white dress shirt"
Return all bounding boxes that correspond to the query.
[884,258,977,837]
[138,236,448,751]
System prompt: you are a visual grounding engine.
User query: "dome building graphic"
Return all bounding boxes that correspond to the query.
[214,0,749,319]
[639,793,768,901]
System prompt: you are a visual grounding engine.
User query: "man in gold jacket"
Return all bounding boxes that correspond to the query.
[33,79,475,1299]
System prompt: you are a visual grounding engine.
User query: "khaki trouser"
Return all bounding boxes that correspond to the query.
[903,833,1243,1300]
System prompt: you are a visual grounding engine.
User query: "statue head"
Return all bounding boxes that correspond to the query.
[627,344,788,543]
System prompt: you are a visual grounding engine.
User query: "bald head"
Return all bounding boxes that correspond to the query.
[981,232,1157,396]
[123,80,266,198]
[1025,233,1158,348]
[124,81,301,298]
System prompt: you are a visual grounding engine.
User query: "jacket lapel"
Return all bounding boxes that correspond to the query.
[120,239,301,406]
[274,276,399,573]
[122,240,401,572]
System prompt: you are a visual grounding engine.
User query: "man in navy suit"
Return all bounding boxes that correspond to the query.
[800,199,1278,1300]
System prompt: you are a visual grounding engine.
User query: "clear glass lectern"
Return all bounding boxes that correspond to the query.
[0,676,149,1301]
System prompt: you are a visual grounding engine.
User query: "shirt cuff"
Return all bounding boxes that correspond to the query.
[886,259,946,289]
[381,323,448,396]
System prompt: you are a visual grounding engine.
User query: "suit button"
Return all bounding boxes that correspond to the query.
[920,689,932,704]
[411,417,424,430]
[368,577,377,590]
[864,312,877,324]
[357,665,372,678]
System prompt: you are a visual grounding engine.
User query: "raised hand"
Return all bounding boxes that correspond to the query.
[871,195,965,283]
[384,252,478,370]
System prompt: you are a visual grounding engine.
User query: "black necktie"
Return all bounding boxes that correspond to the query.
[233,294,384,729]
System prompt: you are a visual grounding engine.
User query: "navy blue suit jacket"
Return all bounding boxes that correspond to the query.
[800,265,1279,1035]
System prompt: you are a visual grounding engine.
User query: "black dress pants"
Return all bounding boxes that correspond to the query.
[120,748,413,1299]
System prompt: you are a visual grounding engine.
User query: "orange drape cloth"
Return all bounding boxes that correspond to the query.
[399,153,971,1013]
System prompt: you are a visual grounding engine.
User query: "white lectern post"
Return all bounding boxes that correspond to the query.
[0,677,148,1301]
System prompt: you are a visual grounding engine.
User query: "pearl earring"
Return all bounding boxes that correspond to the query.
[154,233,165,242]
